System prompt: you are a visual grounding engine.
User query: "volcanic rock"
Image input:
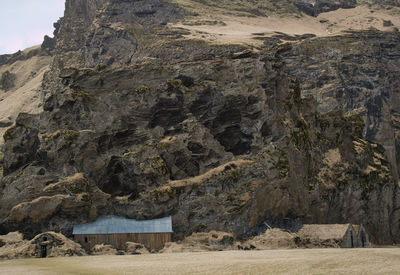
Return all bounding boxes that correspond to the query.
[0,0,400,246]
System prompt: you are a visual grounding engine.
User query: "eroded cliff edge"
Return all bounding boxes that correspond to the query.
[1,0,400,244]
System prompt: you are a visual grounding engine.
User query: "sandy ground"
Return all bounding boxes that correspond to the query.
[172,15,328,46]
[171,5,400,46]
[0,248,399,274]
[319,5,400,34]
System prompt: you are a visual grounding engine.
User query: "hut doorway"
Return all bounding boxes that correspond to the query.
[361,231,366,247]
[40,245,47,258]
[350,232,354,248]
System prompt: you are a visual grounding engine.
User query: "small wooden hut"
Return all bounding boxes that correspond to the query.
[73,216,172,251]
[31,232,86,258]
[297,224,369,248]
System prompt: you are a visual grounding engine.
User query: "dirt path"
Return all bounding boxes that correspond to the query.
[0,248,399,274]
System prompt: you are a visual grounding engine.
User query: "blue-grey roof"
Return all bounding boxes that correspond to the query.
[72,216,173,235]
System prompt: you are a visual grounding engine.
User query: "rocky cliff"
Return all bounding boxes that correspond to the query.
[1,0,400,244]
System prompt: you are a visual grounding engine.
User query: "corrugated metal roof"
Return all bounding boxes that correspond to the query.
[72,216,173,235]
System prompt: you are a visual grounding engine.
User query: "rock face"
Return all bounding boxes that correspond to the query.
[0,0,400,245]
[41,35,56,53]
[294,0,357,17]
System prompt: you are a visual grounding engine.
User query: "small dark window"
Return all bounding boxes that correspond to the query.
[84,237,88,243]
[43,237,48,241]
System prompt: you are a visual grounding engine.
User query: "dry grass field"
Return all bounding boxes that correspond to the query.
[0,248,399,275]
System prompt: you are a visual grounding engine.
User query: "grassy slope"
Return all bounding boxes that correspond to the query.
[0,47,51,145]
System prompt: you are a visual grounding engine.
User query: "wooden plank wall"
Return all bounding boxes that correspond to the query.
[74,233,171,251]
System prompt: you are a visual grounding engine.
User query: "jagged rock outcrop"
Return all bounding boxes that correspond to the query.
[1,173,109,237]
[41,35,56,53]
[0,0,400,245]
[294,0,357,17]
[0,71,16,91]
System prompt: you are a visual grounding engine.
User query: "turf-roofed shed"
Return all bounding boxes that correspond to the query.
[296,224,368,248]
[73,216,173,251]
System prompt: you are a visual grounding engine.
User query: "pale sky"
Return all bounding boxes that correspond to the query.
[0,0,65,54]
